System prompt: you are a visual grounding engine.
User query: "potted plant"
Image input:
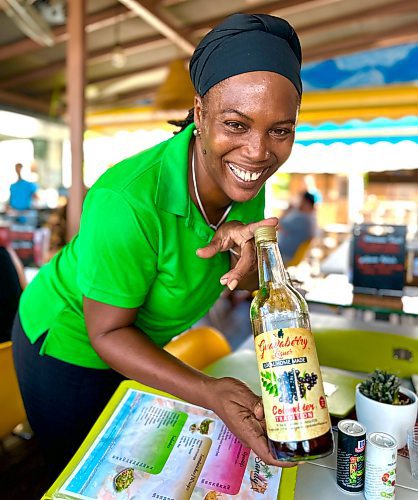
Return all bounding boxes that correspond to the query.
[355,370,418,449]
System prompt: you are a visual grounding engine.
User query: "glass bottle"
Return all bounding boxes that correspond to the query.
[251,226,334,462]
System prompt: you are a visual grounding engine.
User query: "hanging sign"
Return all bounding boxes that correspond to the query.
[351,224,407,295]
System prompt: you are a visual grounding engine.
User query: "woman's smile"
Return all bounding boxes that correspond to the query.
[226,161,267,183]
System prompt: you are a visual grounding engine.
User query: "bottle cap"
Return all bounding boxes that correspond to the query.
[254,226,277,244]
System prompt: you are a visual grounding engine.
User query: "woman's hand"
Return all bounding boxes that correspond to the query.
[196,217,278,291]
[206,377,297,467]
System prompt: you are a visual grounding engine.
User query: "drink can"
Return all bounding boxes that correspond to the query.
[336,419,366,493]
[364,432,397,500]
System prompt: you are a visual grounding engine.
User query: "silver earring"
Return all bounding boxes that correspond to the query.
[193,128,201,137]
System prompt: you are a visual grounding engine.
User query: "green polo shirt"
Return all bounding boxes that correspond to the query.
[19,124,265,369]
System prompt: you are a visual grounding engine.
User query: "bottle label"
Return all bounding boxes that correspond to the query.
[254,328,331,442]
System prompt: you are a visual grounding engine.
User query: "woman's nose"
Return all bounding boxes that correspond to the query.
[244,133,271,162]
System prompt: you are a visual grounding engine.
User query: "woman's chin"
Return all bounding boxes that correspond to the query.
[227,184,263,204]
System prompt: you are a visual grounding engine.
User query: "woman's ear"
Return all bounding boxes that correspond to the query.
[193,94,203,129]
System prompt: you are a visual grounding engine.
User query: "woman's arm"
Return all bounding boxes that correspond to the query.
[84,296,295,467]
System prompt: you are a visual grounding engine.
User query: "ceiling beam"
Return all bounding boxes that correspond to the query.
[117,0,195,54]
[0,4,135,62]
[304,22,418,62]
[181,0,345,34]
[0,89,50,114]
[88,57,187,86]
[0,33,165,89]
[299,0,417,37]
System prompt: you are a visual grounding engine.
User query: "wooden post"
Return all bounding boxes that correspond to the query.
[66,0,86,240]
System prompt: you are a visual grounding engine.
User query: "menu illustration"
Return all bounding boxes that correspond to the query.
[55,389,282,499]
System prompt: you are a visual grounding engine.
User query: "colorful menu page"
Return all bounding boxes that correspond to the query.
[54,388,282,499]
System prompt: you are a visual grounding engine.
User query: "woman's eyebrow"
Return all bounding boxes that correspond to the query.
[220,108,295,125]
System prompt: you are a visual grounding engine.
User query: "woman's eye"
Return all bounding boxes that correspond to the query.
[225,121,245,131]
[271,128,291,137]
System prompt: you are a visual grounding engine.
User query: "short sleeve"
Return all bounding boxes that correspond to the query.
[77,188,158,308]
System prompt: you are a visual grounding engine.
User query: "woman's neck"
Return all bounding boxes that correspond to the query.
[189,142,232,228]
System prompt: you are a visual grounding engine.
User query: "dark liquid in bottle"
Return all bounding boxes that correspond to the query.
[269,429,334,462]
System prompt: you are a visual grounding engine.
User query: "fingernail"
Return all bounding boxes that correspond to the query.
[228,279,238,291]
[220,277,228,284]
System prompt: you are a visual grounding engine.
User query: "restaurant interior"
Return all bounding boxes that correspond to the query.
[0,1,418,499]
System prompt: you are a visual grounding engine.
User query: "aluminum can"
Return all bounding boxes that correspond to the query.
[336,419,366,492]
[364,432,397,500]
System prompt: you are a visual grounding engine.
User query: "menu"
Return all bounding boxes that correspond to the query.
[351,223,407,295]
[54,389,282,499]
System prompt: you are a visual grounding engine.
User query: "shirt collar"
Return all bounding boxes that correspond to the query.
[155,123,194,216]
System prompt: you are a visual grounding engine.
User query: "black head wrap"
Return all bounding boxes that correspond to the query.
[189,13,302,97]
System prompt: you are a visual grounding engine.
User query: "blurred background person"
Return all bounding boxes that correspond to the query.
[0,225,26,342]
[278,190,317,265]
[9,163,38,211]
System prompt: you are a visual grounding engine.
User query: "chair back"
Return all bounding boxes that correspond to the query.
[314,328,418,378]
[286,239,312,267]
[0,341,26,439]
[164,326,231,370]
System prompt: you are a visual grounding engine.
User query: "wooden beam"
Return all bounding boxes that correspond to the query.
[0,89,50,114]
[0,33,164,89]
[304,22,418,62]
[118,0,195,54]
[88,57,185,85]
[181,0,345,34]
[66,0,86,241]
[0,4,134,62]
[299,0,417,36]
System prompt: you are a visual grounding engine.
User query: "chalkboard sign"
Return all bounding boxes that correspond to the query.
[351,224,407,296]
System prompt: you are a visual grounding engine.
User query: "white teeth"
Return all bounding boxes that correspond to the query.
[228,162,263,182]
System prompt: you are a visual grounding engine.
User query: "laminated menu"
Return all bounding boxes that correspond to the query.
[51,385,283,499]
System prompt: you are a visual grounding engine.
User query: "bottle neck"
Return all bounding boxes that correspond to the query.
[256,239,288,288]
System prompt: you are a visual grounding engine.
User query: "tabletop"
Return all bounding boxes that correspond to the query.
[304,274,418,316]
[204,348,418,499]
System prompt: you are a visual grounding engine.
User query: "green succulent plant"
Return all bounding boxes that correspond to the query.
[359,369,407,405]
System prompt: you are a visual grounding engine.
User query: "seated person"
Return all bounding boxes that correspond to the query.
[0,241,26,342]
[278,191,317,265]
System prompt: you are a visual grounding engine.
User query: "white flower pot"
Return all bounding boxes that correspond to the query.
[355,385,418,449]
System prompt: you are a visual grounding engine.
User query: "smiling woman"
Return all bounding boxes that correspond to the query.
[12,12,303,480]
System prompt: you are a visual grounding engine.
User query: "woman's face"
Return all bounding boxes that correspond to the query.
[194,71,299,205]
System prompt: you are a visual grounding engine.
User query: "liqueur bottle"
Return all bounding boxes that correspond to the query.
[251,226,334,461]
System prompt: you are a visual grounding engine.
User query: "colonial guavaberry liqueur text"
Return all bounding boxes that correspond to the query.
[251,226,334,462]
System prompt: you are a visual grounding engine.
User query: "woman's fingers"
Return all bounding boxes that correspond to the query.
[232,217,278,242]
[220,240,255,290]
[196,217,278,260]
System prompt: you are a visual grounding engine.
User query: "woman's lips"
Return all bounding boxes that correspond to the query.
[226,161,266,183]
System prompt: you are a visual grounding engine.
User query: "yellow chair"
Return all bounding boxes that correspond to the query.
[0,341,26,440]
[286,238,312,267]
[313,328,418,378]
[164,326,232,370]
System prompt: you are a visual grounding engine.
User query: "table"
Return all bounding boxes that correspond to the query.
[204,348,418,499]
[304,274,418,317]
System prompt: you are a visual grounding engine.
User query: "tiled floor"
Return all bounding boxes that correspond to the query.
[0,433,50,500]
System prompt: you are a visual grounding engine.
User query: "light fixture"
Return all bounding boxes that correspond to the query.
[154,59,195,110]
[111,17,127,69]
